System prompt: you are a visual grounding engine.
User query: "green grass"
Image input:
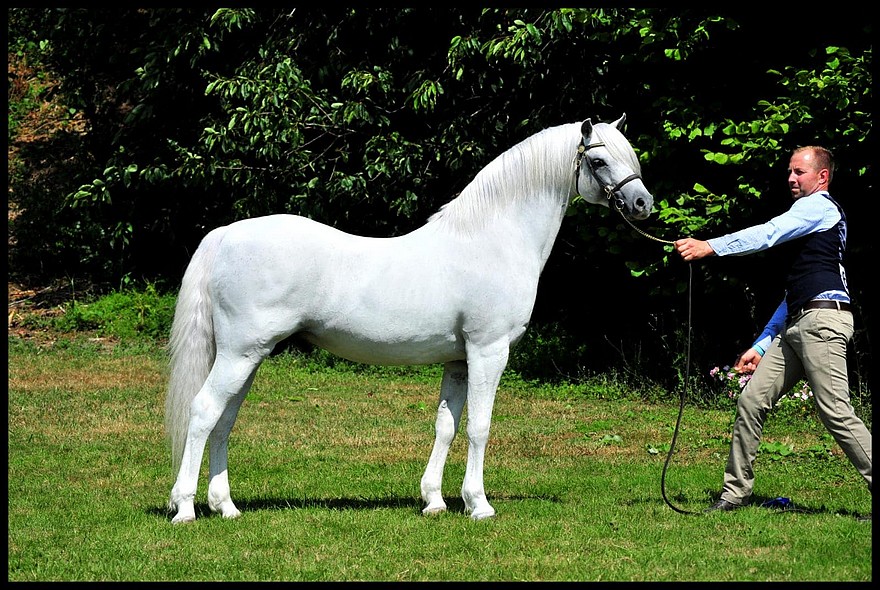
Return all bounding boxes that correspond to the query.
[7,336,872,581]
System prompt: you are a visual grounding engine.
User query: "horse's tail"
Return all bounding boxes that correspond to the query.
[165,226,227,475]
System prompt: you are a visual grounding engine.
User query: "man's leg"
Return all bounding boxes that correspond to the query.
[719,332,803,505]
[789,309,871,489]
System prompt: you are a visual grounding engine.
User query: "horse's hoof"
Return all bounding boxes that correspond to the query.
[210,500,242,519]
[422,504,447,516]
[220,508,242,519]
[171,513,196,524]
[469,508,496,521]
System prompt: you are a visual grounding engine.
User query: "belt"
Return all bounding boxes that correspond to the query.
[800,300,852,313]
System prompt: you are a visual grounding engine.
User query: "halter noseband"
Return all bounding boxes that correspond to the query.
[574,139,642,212]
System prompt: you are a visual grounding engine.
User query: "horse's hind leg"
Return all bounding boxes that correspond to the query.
[421,360,468,515]
[169,355,262,523]
[206,367,259,519]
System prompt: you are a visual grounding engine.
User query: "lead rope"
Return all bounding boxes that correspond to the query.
[661,261,697,515]
[576,140,697,514]
[612,204,697,515]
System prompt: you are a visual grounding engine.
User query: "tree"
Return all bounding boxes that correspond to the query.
[8,8,873,391]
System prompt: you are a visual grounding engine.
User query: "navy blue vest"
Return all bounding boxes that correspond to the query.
[784,193,849,313]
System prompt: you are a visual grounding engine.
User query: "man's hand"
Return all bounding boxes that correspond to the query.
[734,348,762,374]
[674,238,715,262]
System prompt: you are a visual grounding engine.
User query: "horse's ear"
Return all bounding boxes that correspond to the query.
[612,113,627,132]
[581,119,593,138]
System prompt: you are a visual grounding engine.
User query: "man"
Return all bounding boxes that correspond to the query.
[675,146,872,515]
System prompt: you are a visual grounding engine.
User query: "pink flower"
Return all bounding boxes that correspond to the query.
[709,365,752,399]
[710,365,813,405]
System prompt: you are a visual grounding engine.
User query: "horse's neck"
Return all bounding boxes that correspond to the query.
[427,124,579,268]
[475,130,577,270]
[505,191,571,270]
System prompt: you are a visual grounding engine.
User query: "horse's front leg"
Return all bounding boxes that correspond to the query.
[421,360,468,515]
[461,342,509,520]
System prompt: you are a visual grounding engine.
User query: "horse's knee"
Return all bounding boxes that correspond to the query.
[466,422,490,449]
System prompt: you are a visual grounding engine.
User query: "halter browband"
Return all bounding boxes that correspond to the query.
[575,139,642,211]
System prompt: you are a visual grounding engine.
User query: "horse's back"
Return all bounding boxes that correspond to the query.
[220,213,351,246]
[200,215,460,362]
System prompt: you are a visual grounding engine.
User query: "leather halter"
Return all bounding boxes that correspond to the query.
[574,139,642,212]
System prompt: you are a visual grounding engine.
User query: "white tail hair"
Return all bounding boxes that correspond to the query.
[164,226,227,474]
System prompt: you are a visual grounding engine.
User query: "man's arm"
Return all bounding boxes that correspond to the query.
[734,299,787,372]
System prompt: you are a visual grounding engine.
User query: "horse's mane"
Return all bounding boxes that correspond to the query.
[427,121,638,234]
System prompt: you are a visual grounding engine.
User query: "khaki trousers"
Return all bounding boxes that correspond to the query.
[720,308,872,504]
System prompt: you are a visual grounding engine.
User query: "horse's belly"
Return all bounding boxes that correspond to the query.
[302,330,465,365]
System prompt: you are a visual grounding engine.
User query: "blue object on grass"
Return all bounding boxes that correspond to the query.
[761,497,791,509]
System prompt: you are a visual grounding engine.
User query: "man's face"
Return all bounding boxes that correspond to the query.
[788,151,826,199]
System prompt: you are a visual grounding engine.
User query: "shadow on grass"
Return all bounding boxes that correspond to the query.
[148,493,564,521]
[149,490,868,521]
[625,490,869,520]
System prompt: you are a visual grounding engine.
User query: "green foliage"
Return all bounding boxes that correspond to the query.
[508,322,589,382]
[801,434,836,460]
[53,284,176,341]
[658,42,872,245]
[7,69,45,142]
[758,440,795,461]
[7,20,51,141]
[7,8,874,396]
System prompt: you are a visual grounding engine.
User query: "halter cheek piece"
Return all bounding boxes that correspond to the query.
[574,139,642,212]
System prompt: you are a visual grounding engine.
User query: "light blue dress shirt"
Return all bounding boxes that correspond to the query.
[706,191,850,354]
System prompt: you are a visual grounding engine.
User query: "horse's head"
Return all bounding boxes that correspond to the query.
[575,114,653,220]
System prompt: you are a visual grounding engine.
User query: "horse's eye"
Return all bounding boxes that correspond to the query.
[591,158,606,168]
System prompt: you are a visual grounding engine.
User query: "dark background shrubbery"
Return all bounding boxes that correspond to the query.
[7,8,874,397]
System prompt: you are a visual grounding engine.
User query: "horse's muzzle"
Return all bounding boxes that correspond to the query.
[628,194,653,220]
[615,193,652,220]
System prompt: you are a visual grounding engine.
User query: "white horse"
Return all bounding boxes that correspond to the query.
[165,115,653,523]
